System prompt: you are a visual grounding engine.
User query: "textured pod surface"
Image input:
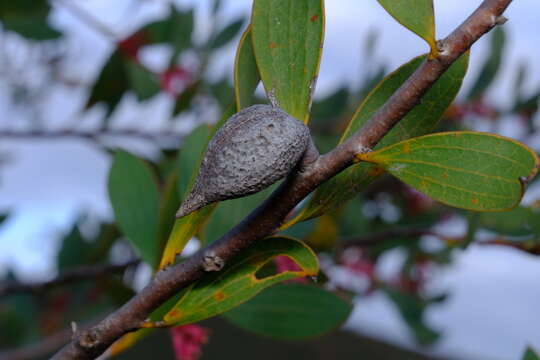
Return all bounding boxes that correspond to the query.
[177,105,310,218]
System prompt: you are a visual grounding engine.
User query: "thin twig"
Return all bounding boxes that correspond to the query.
[53,0,118,40]
[0,259,140,298]
[0,319,98,360]
[339,228,436,249]
[51,1,514,359]
[0,129,184,144]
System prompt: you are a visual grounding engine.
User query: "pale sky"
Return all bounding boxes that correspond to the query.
[1,1,540,359]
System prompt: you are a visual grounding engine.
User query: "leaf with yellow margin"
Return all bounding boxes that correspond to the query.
[159,104,236,269]
[377,0,436,53]
[282,53,469,228]
[159,236,318,327]
[234,26,261,110]
[251,0,324,123]
[357,131,540,211]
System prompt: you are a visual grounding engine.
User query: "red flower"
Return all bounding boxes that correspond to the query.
[169,324,209,360]
[160,67,192,97]
[118,31,149,60]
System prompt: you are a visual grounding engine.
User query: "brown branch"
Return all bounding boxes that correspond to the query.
[51,1,513,358]
[0,259,140,298]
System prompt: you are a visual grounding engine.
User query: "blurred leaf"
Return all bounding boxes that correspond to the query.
[86,50,129,118]
[210,18,245,49]
[310,86,349,123]
[159,105,236,268]
[234,26,261,110]
[285,53,469,226]
[108,151,160,267]
[161,236,319,326]
[57,223,93,270]
[0,213,7,225]
[0,293,37,347]
[173,81,199,116]
[169,8,194,59]
[523,347,540,360]
[203,186,275,245]
[210,77,234,108]
[211,0,222,16]
[467,27,505,100]
[357,132,539,211]
[176,124,211,198]
[513,61,528,102]
[0,301,28,346]
[157,172,182,256]
[303,215,338,251]
[376,0,436,51]
[223,284,351,339]
[477,206,538,236]
[126,62,160,101]
[0,0,61,40]
[138,6,193,59]
[383,287,440,345]
[251,0,324,123]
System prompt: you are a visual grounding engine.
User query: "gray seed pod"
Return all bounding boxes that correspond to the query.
[176,104,311,218]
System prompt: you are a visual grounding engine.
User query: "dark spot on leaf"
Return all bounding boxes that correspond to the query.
[310,14,319,22]
[269,42,278,49]
[214,291,226,301]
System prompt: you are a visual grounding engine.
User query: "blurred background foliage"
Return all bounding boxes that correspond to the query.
[1,1,540,360]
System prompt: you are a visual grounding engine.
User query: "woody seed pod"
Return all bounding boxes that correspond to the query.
[176,104,311,218]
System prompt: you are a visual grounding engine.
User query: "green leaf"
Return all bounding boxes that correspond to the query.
[57,223,93,270]
[234,26,261,110]
[376,0,435,51]
[203,186,275,245]
[476,206,538,237]
[108,151,161,267]
[126,62,161,101]
[159,104,236,268]
[169,8,194,59]
[467,27,506,100]
[211,18,245,49]
[383,287,440,345]
[251,0,324,122]
[157,172,182,257]
[523,347,540,360]
[357,132,540,212]
[284,53,469,226]
[160,236,319,326]
[159,205,217,269]
[86,50,129,117]
[139,6,193,49]
[310,86,349,122]
[0,0,61,40]
[176,124,211,198]
[223,284,351,339]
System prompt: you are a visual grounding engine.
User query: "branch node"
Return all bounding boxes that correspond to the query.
[202,250,225,272]
[353,145,372,163]
[436,40,451,57]
[140,320,169,329]
[79,330,100,348]
[492,15,508,26]
[71,322,78,338]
